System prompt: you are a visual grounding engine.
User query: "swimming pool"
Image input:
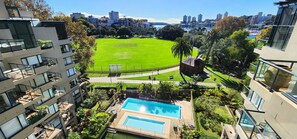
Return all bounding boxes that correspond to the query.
[122,98,181,118]
[123,116,165,133]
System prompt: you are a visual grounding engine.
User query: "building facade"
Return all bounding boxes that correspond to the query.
[0,1,87,139]
[70,13,85,20]
[198,14,203,23]
[109,11,119,23]
[222,1,297,139]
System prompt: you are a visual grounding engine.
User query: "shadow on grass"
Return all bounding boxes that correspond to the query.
[108,73,121,77]
[206,68,241,89]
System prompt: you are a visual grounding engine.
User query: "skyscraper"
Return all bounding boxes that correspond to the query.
[198,14,203,22]
[224,11,228,18]
[183,15,187,23]
[192,17,196,22]
[216,13,223,21]
[109,11,119,23]
[188,16,191,23]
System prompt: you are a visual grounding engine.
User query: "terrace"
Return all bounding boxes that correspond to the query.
[253,59,297,103]
[3,63,35,82]
[33,126,62,139]
[37,40,54,50]
[238,110,280,139]
[0,39,25,53]
[15,84,42,106]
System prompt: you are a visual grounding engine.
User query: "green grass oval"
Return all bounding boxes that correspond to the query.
[91,38,182,72]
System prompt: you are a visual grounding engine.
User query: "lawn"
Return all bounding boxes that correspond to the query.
[89,38,197,72]
[122,70,191,81]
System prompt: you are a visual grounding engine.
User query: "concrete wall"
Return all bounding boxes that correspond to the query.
[0,29,13,39]
[249,80,272,111]
[0,0,9,18]
[265,93,297,139]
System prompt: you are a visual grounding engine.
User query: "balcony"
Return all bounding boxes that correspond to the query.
[0,39,25,53]
[53,85,66,97]
[16,85,42,107]
[253,59,297,93]
[37,40,54,50]
[33,126,63,139]
[3,63,35,83]
[238,110,280,139]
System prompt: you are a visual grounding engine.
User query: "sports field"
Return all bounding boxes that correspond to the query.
[90,38,197,72]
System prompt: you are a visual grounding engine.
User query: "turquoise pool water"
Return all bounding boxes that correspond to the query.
[123,116,165,133]
[122,98,181,118]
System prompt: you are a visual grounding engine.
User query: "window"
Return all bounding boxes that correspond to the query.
[47,103,59,114]
[269,4,297,50]
[41,88,54,102]
[0,114,28,138]
[66,68,76,77]
[72,89,80,100]
[33,73,49,87]
[21,55,43,67]
[63,57,73,65]
[61,44,71,53]
[70,78,79,88]
[247,90,264,111]
[0,90,18,113]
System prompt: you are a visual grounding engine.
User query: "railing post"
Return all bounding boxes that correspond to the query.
[270,69,280,92]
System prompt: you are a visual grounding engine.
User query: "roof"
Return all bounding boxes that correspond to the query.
[275,0,297,5]
[182,57,204,67]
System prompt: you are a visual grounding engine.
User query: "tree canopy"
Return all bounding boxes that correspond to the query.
[53,14,96,73]
[4,0,53,20]
[157,25,184,41]
[214,16,246,37]
[117,26,133,38]
[256,26,272,40]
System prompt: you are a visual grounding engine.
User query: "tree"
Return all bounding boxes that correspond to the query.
[68,132,81,139]
[158,81,174,100]
[138,83,154,97]
[214,16,245,37]
[256,26,272,40]
[117,26,132,38]
[171,37,193,83]
[157,25,184,41]
[53,15,96,74]
[4,0,53,21]
[205,29,220,64]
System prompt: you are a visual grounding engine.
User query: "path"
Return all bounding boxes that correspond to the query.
[89,66,220,87]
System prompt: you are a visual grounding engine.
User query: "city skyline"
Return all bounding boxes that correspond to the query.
[46,0,278,24]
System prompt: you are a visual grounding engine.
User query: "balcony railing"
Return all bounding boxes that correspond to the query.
[42,57,58,67]
[239,110,280,139]
[37,40,54,50]
[0,39,25,53]
[16,84,42,105]
[48,72,62,82]
[53,86,66,97]
[254,59,297,93]
[3,63,35,81]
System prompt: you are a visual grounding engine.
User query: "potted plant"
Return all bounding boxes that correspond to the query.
[264,64,292,91]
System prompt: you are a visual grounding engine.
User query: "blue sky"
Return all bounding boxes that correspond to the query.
[46,0,279,23]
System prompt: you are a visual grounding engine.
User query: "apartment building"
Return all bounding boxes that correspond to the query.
[0,1,87,138]
[222,0,297,139]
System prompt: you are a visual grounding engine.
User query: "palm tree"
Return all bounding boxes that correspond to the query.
[171,37,193,83]
[205,29,220,64]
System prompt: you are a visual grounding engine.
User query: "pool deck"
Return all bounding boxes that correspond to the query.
[110,100,194,139]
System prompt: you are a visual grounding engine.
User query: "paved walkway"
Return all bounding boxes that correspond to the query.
[89,66,219,87]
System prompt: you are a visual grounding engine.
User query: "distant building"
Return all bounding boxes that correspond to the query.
[70,12,85,19]
[183,15,187,23]
[109,11,119,23]
[216,13,222,21]
[250,15,258,24]
[192,17,196,22]
[188,16,191,23]
[198,14,203,22]
[224,11,228,18]
[87,15,99,27]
